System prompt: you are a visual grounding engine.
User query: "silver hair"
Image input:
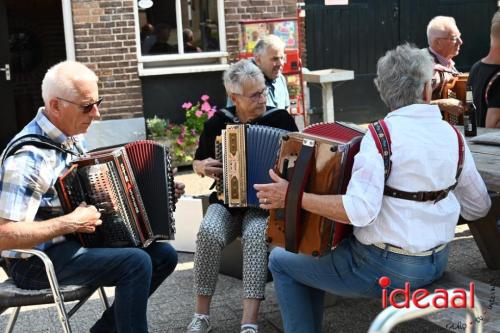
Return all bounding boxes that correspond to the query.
[426,16,457,45]
[41,60,98,106]
[374,44,434,110]
[223,59,265,95]
[253,34,285,57]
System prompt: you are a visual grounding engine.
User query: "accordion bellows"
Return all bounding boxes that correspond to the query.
[55,140,176,248]
[216,125,289,207]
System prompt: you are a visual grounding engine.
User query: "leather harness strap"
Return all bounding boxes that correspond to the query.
[368,119,464,204]
[284,138,315,253]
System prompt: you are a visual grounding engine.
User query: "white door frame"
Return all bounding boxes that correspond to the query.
[61,0,75,60]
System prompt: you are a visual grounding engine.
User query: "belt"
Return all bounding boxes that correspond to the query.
[371,243,447,257]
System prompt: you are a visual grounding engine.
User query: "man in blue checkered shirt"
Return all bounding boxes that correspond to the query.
[0,61,181,333]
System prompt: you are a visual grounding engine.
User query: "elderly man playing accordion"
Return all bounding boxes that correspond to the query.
[0,60,184,333]
[188,59,297,333]
[254,44,491,333]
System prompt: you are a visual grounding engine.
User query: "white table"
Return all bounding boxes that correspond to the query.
[302,68,354,123]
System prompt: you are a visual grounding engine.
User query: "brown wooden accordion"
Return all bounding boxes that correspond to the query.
[55,140,176,248]
[215,124,289,207]
[442,73,469,125]
[267,122,364,256]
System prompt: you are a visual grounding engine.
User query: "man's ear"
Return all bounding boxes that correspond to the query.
[254,54,261,66]
[48,98,62,118]
[229,92,238,104]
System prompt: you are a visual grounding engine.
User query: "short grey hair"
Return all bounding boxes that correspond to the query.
[253,34,285,57]
[41,60,98,105]
[223,59,265,95]
[426,16,457,45]
[374,44,434,110]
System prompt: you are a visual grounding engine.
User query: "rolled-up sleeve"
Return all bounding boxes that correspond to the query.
[453,144,491,221]
[342,133,385,227]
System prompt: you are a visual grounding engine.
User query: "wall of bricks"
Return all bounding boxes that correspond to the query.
[72,0,143,120]
[224,0,298,62]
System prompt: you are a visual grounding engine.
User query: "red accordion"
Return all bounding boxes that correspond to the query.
[55,140,176,248]
[267,122,365,256]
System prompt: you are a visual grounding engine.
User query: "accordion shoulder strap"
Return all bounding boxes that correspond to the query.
[484,71,500,106]
[285,138,315,253]
[368,119,392,181]
[1,134,75,165]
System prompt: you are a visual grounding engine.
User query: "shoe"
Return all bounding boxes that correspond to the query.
[186,315,212,333]
[240,327,258,333]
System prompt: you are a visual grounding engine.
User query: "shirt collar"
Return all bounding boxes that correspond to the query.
[429,47,455,69]
[35,107,83,150]
[385,103,442,120]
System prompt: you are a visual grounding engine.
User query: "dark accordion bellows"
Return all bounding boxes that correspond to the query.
[55,140,176,248]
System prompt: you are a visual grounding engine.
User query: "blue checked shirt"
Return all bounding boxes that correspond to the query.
[0,108,85,256]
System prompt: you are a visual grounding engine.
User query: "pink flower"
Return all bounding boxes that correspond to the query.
[191,129,197,136]
[207,110,216,118]
[195,110,203,118]
[182,102,192,110]
[201,102,211,112]
[177,137,184,145]
[201,94,210,102]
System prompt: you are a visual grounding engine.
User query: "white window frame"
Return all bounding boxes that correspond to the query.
[133,0,229,76]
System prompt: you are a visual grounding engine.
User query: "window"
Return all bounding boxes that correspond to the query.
[135,0,228,75]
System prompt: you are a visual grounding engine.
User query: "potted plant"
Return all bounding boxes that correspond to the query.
[146,95,216,167]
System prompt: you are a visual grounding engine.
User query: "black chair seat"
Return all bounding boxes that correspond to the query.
[0,278,96,308]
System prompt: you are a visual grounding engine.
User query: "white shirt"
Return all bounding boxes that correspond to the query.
[342,104,491,253]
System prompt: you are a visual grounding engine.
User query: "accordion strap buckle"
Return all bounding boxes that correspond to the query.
[303,138,315,147]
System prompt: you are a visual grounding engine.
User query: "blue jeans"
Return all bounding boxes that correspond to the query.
[9,240,178,333]
[268,235,448,333]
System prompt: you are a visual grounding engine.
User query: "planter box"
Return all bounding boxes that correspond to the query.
[169,195,209,253]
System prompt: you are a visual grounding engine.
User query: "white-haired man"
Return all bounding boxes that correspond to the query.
[0,60,183,332]
[228,34,290,110]
[255,44,491,333]
[469,10,500,128]
[188,59,297,333]
[426,16,465,117]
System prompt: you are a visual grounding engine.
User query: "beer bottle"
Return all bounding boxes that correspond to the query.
[463,85,477,137]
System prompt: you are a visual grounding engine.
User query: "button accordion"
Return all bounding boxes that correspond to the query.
[215,124,289,207]
[442,73,468,125]
[55,140,176,248]
[267,122,365,256]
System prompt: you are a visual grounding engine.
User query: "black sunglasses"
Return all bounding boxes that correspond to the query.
[57,97,103,113]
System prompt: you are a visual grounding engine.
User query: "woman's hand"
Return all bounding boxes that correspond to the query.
[254,169,288,210]
[194,158,223,179]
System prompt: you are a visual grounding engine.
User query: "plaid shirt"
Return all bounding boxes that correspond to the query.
[0,108,85,256]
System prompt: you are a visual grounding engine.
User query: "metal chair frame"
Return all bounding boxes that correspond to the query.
[0,249,110,333]
[368,288,483,333]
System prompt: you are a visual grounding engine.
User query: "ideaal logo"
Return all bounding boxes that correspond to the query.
[379,276,497,330]
[378,276,475,309]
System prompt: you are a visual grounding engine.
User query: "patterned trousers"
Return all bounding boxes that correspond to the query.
[193,203,268,299]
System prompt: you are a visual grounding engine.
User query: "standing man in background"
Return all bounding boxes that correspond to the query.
[228,34,290,110]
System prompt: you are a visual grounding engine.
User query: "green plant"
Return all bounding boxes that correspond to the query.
[146,95,216,165]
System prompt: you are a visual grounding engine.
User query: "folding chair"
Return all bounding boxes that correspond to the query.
[0,249,109,333]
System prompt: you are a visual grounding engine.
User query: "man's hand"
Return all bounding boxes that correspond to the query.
[194,158,222,179]
[434,98,464,116]
[174,181,186,198]
[254,169,288,210]
[66,203,102,234]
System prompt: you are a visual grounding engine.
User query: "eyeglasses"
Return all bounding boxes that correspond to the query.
[437,35,462,43]
[57,97,103,113]
[238,87,268,102]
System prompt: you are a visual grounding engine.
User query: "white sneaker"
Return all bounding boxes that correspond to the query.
[240,327,258,333]
[186,315,212,333]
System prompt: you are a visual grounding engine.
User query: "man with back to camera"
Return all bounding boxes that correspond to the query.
[0,60,185,332]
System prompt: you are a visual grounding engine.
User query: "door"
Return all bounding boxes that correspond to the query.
[0,0,18,151]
